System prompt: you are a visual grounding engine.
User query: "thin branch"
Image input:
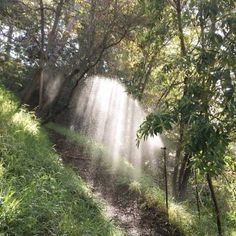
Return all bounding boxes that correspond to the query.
[104,29,128,49]
[155,80,183,109]
[35,7,56,12]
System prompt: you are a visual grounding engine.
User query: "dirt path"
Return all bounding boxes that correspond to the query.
[48,130,181,236]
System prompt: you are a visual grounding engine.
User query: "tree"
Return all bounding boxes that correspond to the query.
[0,0,140,119]
[136,0,235,234]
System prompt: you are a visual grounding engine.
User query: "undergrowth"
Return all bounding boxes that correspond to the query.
[0,86,122,235]
[46,122,236,236]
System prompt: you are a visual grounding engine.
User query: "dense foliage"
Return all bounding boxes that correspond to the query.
[133,1,236,235]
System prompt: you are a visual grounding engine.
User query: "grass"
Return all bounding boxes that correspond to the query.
[46,122,236,236]
[0,85,123,236]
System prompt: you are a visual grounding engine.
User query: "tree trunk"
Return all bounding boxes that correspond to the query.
[172,142,182,197]
[176,0,186,56]
[41,67,87,123]
[171,0,192,200]
[22,68,42,105]
[206,173,223,236]
[177,154,191,200]
[194,170,201,219]
[162,147,169,218]
[38,69,44,110]
[38,0,45,110]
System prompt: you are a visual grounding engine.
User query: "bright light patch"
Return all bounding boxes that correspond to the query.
[69,76,164,176]
[12,110,39,135]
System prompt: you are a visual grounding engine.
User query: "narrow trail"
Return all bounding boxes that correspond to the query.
[48,130,180,236]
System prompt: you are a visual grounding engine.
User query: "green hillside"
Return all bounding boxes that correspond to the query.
[0,86,121,236]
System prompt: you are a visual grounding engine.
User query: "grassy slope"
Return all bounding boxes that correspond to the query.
[0,86,121,236]
[46,122,236,236]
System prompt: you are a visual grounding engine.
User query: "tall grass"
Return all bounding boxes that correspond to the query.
[0,86,122,235]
